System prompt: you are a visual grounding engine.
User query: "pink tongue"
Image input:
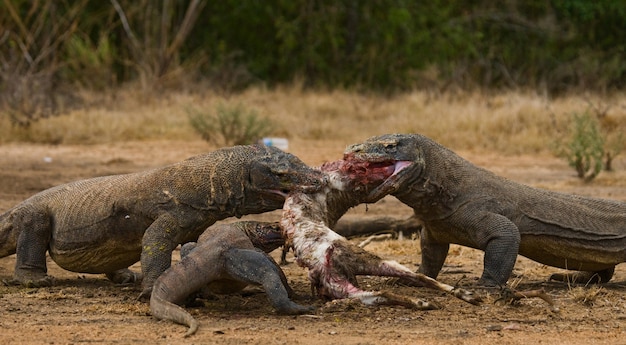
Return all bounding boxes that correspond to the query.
[393,161,411,175]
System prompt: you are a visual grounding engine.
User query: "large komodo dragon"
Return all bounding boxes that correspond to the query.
[150,221,312,337]
[343,133,626,287]
[0,144,323,297]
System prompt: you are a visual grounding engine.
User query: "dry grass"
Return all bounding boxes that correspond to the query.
[566,285,605,306]
[84,301,150,315]
[363,238,422,257]
[1,87,625,155]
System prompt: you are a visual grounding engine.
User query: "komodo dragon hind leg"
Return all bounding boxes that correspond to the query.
[12,207,54,287]
[549,267,615,284]
[223,248,314,315]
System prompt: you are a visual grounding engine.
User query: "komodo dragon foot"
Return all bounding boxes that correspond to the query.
[4,270,55,288]
[549,268,614,285]
[106,269,142,285]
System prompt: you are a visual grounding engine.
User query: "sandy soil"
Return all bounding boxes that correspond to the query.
[1,138,626,345]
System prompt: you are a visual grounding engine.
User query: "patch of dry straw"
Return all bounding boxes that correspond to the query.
[1,87,624,156]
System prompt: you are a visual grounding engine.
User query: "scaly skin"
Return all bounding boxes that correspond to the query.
[344,133,626,286]
[150,221,312,337]
[0,144,323,296]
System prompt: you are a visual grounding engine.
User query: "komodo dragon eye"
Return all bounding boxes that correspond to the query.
[277,173,291,185]
[375,138,397,148]
[379,141,398,151]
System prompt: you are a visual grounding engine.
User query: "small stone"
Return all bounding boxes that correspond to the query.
[486,325,502,332]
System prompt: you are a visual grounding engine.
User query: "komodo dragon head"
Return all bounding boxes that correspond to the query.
[239,221,285,253]
[244,145,324,210]
[343,133,423,202]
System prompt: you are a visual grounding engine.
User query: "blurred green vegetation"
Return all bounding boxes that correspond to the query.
[554,112,605,181]
[1,0,625,123]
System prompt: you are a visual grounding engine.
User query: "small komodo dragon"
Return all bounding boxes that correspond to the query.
[344,133,626,287]
[150,221,312,337]
[0,144,323,296]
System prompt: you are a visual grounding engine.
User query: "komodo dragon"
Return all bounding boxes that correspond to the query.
[343,133,626,287]
[150,221,312,337]
[0,144,323,297]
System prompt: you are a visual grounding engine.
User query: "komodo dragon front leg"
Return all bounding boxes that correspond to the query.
[419,205,522,286]
[150,221,313,337]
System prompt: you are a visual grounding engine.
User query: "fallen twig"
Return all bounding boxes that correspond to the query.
[496,288,559,313]
[358,233,393,248]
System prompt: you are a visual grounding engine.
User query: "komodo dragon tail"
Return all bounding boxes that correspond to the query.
[150,293,199,337]
[0,210,19,258]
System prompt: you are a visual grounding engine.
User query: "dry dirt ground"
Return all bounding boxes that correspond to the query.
[1,138,626,345]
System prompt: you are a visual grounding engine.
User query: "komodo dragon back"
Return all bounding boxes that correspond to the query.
[517,187,626,239]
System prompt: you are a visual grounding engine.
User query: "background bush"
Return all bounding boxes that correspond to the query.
[554,112,605,181]
[187,103,272,147]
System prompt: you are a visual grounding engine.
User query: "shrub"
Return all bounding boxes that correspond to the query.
[597,116,624,172]
[555,112,604,182]
[187,103,272,147]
